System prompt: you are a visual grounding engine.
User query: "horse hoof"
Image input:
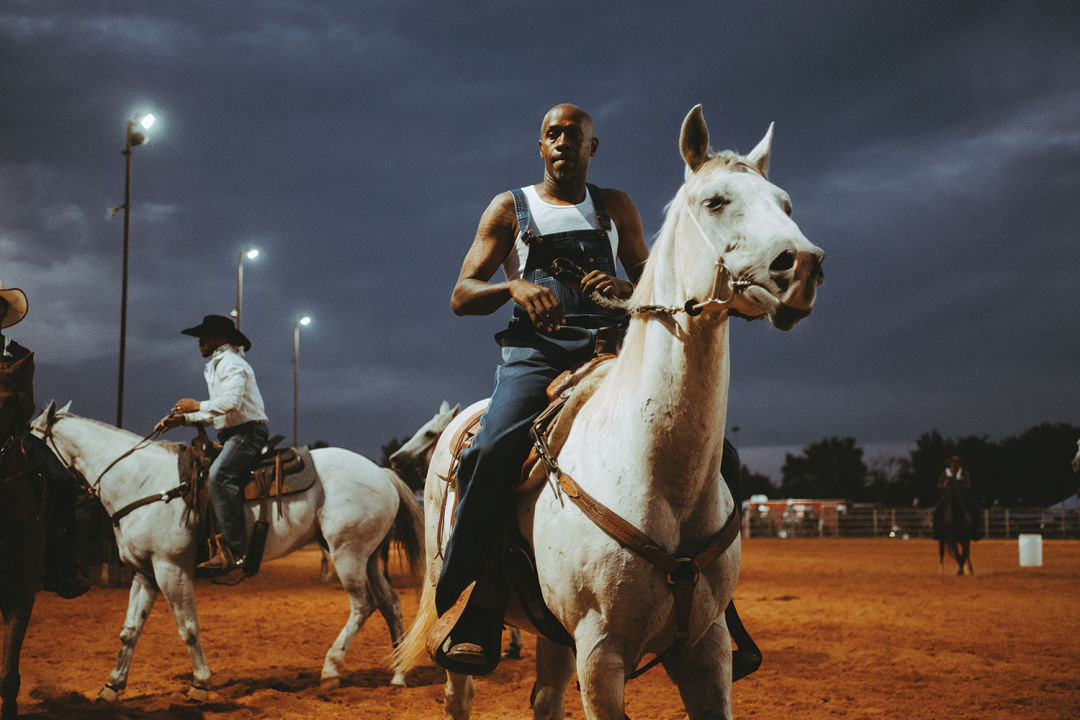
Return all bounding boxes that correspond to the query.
[390,672,407,688]
[186,685,209,703]
[320,676,340,691]
[97,684,120,704]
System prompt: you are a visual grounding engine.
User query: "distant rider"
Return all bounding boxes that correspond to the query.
[932,455,982,540]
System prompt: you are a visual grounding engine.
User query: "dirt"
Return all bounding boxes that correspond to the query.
[10,539,1080,719]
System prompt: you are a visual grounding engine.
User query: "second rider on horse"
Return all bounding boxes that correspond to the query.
[155,314,269,577]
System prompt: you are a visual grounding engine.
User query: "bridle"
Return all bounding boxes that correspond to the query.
[630,199,752,319]
[35,411,186,526]
[37,410,163,495]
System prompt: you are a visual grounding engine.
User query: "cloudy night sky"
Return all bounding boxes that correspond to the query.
[2,1,1077,481]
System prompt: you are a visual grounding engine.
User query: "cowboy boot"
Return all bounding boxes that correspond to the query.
[195,534,243,577]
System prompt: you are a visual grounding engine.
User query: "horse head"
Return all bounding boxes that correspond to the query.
[389,400,460,485]
[667,105,824,330]
[30,400,72,436]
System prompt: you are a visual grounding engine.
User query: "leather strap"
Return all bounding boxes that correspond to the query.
[557,471,740,641]
[110,482,190,526]
[436,405,487,553]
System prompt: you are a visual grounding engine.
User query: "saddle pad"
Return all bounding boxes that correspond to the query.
[242,447,316,501]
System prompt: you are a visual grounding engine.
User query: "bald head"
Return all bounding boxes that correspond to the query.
[541,104,595,140]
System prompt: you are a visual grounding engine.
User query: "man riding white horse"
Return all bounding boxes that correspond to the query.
[155,314,269,577]
[434,103,651,670]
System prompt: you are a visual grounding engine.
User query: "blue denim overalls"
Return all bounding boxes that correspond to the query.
[435,184,628,615]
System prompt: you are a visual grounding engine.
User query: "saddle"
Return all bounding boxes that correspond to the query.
[182,426,317,573]
[185,426,317,503]
[441,354,616,498]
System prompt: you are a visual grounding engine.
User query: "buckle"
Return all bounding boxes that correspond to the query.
[666,557,699,586]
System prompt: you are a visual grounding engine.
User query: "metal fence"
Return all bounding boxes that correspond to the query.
[743,502,1080,539]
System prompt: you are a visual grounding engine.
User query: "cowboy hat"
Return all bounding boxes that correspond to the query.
[0,283,28,329]
[181,314,252,351]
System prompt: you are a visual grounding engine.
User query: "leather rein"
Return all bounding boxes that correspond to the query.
[37,412,189,526]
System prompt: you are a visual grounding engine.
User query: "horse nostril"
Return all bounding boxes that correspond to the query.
[770,251,795,272]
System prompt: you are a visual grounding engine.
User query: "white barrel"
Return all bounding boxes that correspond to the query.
[1018,533,1043,567]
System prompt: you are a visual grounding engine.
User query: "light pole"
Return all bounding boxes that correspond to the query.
[114,112,156,429]
[293,315,311,447]
[233,247,259,330]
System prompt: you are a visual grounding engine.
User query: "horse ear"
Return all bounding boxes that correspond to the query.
[746,122,774,179]
[439,400,451,414]
[45,399,57,424]
[450,403,461,417]
[59,400,72,414]
[680,105,710,173]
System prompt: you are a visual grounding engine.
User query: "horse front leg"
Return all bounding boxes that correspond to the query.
[99,571,159,703]
[574,616,628,720]
[153,559,212,702]
[938,540,946,574]
[663,618,734,720]
[444,671,475,720]
[531,636,575,720]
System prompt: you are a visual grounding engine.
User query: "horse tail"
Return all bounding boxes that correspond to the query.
[391,562,438,675]
[383,468,425,587]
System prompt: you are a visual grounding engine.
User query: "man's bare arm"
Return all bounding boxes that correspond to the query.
[451,193,565,330]
[607,188,648,285]
[578,188,648,299]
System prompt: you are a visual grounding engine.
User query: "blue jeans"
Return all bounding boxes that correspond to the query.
[209,422,268,557]
[435,325,600,614]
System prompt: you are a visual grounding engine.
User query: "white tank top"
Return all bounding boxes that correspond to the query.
[502,185,620,281]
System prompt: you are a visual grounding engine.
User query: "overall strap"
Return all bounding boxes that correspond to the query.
[509,187,534,242]
[585,183,612,232]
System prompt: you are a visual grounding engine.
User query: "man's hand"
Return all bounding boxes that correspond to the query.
[173,398,200,414]
[579,270,633,300]
[508,279,564,331]
[155,414,185,433]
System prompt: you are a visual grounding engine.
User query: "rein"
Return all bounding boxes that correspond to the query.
[551,198,751,320]
[38,412,188,525]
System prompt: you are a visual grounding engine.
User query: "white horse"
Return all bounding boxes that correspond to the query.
[1072,438,1079,473]
[393,105,824,720]
[30,401,424,701]
[388,400,461,489]
[388,400,529,660]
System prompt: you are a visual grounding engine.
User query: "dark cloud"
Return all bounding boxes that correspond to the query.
[2,1,1078,471]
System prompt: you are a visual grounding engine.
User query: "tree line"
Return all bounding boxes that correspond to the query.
[741,422,1080,508]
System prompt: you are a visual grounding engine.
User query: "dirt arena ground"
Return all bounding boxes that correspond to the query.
[10,538,1080,719]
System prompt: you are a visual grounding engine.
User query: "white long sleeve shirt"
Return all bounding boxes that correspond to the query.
[183,344,267,430]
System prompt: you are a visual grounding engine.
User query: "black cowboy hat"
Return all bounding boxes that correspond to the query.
[181,314,252,351]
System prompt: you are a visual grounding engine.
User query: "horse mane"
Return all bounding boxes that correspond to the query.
[589,151,755,420]
[56,412,184,455]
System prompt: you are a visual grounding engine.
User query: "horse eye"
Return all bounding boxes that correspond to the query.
[424,430,438,439]
[704,196,731,211]
[782,199,792,216]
